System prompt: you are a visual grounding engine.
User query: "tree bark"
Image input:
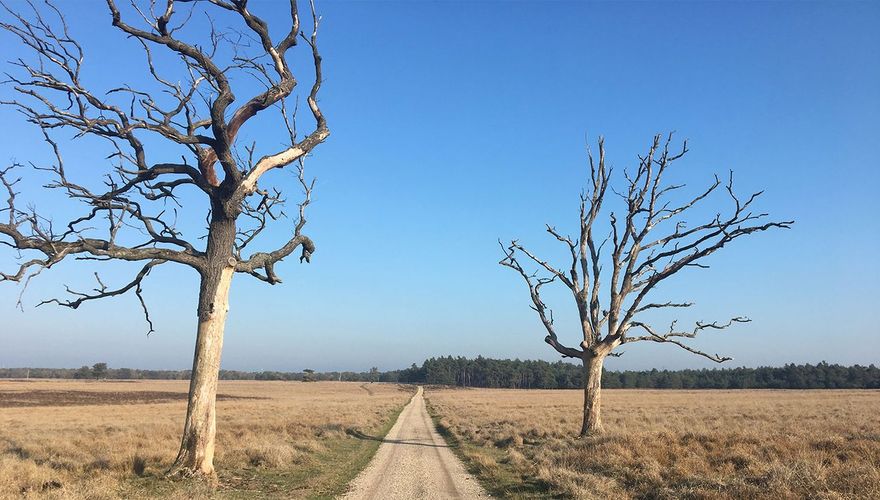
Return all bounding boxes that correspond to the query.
[580,353,606,436]
[168,216,236,477]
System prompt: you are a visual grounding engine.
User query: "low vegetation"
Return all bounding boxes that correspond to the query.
[0,380,413,499]
[426,388,880,499]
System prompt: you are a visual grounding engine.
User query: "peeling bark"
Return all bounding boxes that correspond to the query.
[581,354,605,436]
[169,218,235,477]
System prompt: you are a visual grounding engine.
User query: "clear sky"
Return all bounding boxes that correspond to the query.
[1,0,878,372]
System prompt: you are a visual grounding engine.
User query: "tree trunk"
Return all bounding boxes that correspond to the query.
[580,353,606,436]
[168,217,236,477]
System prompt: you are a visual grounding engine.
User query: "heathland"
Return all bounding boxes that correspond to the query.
[3,380,878,499]
[0,380,413,499]
[426,388,880,499]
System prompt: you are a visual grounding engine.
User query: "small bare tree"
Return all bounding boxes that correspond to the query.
[501,135,792,436]
[0,0,328,477]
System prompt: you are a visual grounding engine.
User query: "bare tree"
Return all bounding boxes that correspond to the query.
[500,135,792,436]
[0,0,328,477]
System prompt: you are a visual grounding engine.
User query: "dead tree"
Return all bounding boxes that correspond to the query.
[0,0,328,477]
[500,135,792,436]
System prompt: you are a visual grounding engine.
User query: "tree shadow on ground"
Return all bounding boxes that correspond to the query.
[345,428,452,449]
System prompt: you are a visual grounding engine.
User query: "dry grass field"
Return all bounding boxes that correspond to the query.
[426,388,880,499]
[0,380,414,499]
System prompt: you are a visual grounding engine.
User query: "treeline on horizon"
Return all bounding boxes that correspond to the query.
[385,357,880,390]
[2,357,879,389]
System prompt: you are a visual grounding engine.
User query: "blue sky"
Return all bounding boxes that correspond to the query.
[1,0,878,372]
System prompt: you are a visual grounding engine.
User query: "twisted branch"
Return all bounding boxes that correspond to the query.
[500,133,792,363]
[1,0,329,331]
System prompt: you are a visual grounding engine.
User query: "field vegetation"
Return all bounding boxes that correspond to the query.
[0,380,413,499]
[427,388,880,499]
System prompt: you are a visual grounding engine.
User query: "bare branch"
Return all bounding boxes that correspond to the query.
[500,134,792,364]
[500,241,584,359]
[623,318,749,363]
[509,240,574,290]
[633,301,694,314]
[37,260,164,334]
[235,159,314,283]
[238,0,329,197]
[1,0,329,329]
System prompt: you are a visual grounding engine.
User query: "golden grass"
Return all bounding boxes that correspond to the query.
[0,379,413,499]
[426,388,880,499]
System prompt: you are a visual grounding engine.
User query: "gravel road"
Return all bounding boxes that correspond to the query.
[342,386,488,499]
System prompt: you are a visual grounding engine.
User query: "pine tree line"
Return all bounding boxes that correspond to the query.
[3,358,878,389]
[382,357,880,389]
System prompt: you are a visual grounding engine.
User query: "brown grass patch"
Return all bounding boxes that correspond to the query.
[0,379,413,499]
[426,388,880,499]
[0,389,259,407]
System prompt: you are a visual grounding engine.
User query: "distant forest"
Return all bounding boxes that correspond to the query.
[2,357,878,389]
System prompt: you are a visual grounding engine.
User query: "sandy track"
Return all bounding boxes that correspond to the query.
[342,387,488,499]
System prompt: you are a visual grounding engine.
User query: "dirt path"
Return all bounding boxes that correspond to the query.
[342,387,488,499]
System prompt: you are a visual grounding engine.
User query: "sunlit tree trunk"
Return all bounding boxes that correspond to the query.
[169,217,236,477]
[581,353,606,436]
